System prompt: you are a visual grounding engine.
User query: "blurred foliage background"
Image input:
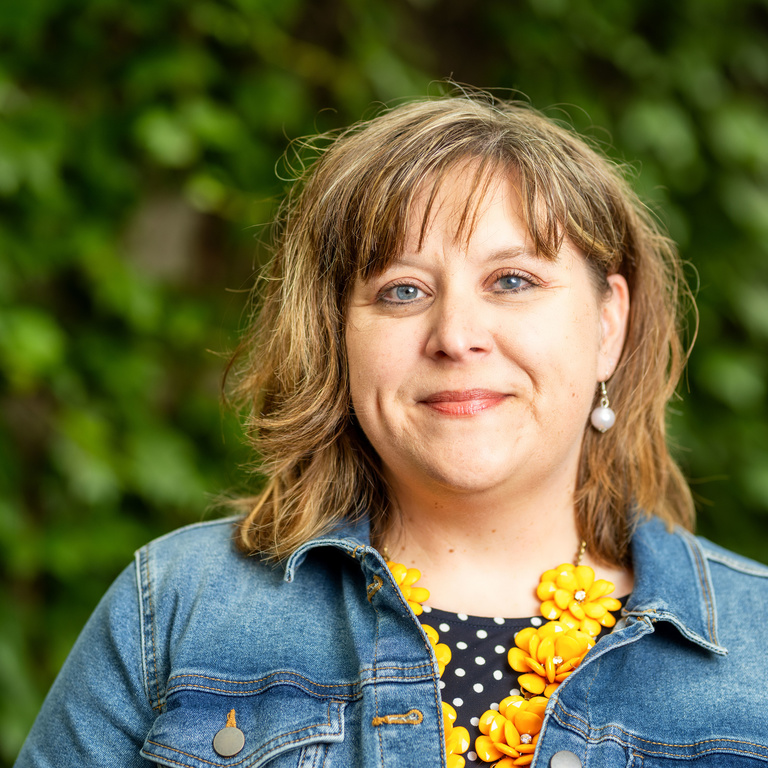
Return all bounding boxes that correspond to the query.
[2,0,768,762]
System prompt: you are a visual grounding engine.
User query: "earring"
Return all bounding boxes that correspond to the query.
[590,381,616,433]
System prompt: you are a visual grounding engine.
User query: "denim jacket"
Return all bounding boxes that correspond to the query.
[14,514,768,768]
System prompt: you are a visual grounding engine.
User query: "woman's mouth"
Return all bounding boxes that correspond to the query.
[420,389,508,416]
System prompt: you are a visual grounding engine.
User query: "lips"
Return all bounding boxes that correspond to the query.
[420,389,508,416]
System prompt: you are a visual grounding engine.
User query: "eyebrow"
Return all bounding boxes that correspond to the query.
[484,246,544,262]
[391,245,547,270]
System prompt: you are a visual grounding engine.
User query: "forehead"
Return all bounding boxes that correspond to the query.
[365,163,609,299]
[360,159,558,278]
[412,161,577,268]
[399,168,526,255]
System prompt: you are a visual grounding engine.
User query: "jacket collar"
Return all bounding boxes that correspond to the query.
[282,515,377,582]
[626,515,727,655]
[283,512,727,656]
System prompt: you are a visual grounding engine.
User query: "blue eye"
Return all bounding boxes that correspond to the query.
[380,283,423,303]
[496,274,529,291]
[395,285,419,301]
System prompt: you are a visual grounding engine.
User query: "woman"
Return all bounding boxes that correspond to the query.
[15,94,768,768]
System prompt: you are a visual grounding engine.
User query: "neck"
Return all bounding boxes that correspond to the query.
[380,476,633,618]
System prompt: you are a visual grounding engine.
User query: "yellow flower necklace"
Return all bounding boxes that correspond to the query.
[385,556,621,768]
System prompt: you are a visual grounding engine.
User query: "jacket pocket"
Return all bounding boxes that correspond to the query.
[140,677,347,768]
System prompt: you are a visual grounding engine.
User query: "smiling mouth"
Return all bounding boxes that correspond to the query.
[420,389,508,416]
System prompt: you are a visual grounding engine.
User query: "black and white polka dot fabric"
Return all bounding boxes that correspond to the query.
[421,605,540,762]
[421,601,625,763]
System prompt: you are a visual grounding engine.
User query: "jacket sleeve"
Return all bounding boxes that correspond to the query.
[14,560,156,767]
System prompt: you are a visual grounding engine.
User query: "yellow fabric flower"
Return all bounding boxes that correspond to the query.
[422,623,452,676]
[443,702,470,768]
[387,562,461,764]
[475,696,548,766]
[386,561,431,615]
[536,563,621,636]
[507,621,594,697]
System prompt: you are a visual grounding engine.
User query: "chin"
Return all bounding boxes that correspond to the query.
[423,461,515,495]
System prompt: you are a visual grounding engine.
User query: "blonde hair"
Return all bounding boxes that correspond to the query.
[230,92,695,565]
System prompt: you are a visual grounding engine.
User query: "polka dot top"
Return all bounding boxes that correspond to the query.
[420,601,626,764]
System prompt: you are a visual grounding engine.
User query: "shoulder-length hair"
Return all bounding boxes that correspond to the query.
[229,92,695,566]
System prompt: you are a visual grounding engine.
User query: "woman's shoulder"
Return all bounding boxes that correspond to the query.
[140,515,242,562]
[672,524,768,621]
[135,515,293,599]
[635,513,768,582]
[694,533,768,580]
[133,515,370,621]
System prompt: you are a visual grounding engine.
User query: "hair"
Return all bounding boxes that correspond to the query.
[229,91,695,566]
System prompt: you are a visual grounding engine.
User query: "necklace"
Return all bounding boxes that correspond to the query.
[385,555,621,768]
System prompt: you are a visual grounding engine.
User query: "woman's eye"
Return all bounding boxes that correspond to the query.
[381,284,424,303]
[495,274,530,292]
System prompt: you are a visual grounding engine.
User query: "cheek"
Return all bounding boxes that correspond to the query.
[345,335,369,409]
[499,300,602,389]
[345,326,394,411]
[347,321,417,388]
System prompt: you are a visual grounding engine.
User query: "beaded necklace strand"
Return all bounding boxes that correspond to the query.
[385,557,621,767]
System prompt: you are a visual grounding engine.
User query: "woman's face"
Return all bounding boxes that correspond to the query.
[345,169,629,505]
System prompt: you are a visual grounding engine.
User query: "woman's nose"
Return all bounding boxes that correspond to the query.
[424,295,494,361]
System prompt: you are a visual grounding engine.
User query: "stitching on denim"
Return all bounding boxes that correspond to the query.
[143,549,163,712]
[169,665,434,684]
[302,742,323,768]
[166,682,360,701]
[627,609,721,651]
[168,672,361,688]
[303,742,325,768]
[166,667,432,697]
[431,640,446,766]
[689,537,717,645]
[634,746,768,759]
[361,662,434,673]
[705,550,768,577]
[552,698,589,736]
[555,714,768,753]
[296,743,311,768]
[371,709,424,726]
[135,551,151,710]
[367,575,383,602]
[624,733,768,751]
[591,734,768,760]
[144,701,337,767]
[372,588,384,766]
[225,709,237,728]
[360,672,434,684]
[582,652,601,732]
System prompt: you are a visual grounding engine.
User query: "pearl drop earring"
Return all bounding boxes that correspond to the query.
[590,381,616,433]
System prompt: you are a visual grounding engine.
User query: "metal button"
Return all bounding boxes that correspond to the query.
[213,726,245,757]
[550,750,582,768]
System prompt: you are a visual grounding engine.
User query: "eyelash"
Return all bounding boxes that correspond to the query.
[376,281,428,305]
[376,270,537,305]
[488,270,536,293]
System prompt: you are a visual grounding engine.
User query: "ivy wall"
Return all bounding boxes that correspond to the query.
[2,0,768,761]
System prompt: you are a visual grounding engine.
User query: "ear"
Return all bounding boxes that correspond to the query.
[597,273,630,380]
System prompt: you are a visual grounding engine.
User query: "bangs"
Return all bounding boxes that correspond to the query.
[299,98,625,307]
[353,153,568,282]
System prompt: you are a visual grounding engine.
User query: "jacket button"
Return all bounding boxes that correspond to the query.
[213,726,245,757]
[550,750,582,768]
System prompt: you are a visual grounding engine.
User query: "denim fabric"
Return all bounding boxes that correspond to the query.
[14,514,768,767]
